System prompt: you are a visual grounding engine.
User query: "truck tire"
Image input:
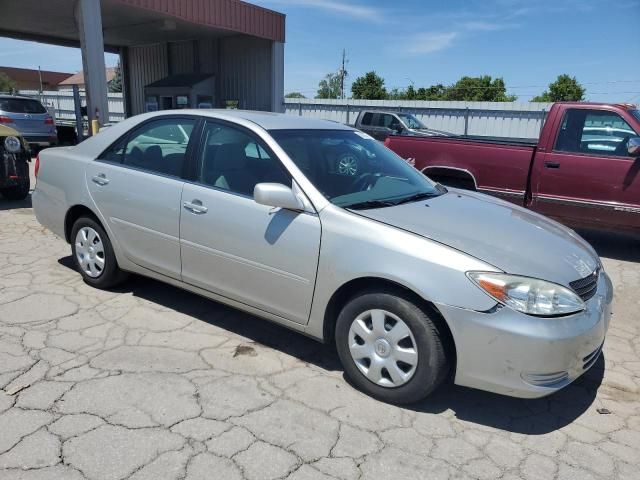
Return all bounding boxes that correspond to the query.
[335,289,449,404]
[0,176,30,201]
[70,216,127,289]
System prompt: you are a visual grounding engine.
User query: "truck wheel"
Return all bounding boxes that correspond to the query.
[0,176,30,201]
[70,216,127,289]
[335,289,449,404]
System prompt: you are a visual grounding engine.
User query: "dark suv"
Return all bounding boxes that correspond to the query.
[354,110,449,141]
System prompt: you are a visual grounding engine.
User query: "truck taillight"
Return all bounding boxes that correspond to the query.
[384,137,391,147]
[0,115,13,124]
[35,154,40,178]
[44,116,54,125]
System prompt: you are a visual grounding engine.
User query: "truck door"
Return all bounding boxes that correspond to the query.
[533,107,640,230]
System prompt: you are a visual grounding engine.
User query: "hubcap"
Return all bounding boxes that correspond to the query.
[337,155,358,176]
[348,309,419,388]
[74,227,105,278]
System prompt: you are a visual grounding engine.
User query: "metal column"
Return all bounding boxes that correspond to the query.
[75,0,109,129]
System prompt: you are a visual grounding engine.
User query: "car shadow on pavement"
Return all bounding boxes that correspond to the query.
[57,256,342,372]
[58,255,606,434]
[577,228,640,263]
[0,194,32,210]
[408,354,605,434]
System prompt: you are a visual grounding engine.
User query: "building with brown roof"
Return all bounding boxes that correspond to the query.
[0,66,73,91]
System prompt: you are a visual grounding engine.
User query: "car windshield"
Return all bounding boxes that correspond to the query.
[0,98,47,114]
[397,113,426,129]
[269,129,444,209]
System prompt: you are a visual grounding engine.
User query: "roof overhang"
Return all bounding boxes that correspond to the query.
[0,0,285,52]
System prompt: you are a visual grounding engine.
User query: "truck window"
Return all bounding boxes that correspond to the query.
[360,112,373,126]
[555,109,638,157]
[376,114,398,129]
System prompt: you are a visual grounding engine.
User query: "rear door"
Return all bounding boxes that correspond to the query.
[86,116,197,279]
[533,107,640,229]
[357,112,376,137]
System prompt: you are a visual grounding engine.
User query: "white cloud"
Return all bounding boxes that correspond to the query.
[404,32,458,55]
[265,0,382,21]
[462,21,511,31]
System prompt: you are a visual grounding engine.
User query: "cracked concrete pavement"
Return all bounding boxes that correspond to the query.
[1,190,639,479]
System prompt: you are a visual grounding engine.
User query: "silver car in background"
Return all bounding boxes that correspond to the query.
[33,110,612,404]
[0,95,58,148]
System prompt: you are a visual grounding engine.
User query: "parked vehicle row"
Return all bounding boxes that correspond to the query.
[34,110,611,403]
[384,102,640,234]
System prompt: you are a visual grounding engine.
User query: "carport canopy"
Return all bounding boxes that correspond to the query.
[0,0,285,123]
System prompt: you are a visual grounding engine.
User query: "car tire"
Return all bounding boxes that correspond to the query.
[70,216,127,289]
[0,166,30,201]
[335,289,449,404]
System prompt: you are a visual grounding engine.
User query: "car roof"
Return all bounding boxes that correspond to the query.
[167,109,354,131]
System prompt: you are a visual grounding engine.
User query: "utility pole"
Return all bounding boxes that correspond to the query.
[340,49,348,100]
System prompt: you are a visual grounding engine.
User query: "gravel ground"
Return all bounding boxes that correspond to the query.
[0,187,639,480]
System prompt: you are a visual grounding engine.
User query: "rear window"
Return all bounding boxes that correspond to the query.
[0,98,47,114]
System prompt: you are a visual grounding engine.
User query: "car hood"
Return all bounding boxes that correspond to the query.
[354,190,599,285]
[0,125,21,137]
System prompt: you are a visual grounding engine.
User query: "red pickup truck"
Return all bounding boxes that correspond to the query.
[385,102,640,233]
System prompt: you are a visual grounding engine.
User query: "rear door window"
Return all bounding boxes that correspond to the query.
[360,112,373,126]
[0,98,47,114]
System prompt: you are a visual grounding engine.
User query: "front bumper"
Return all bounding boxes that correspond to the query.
[437,270,613,398]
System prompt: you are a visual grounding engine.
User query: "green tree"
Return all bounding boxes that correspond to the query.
[444,76,516,102]
[417,84,447,100]
[285,92,306,98]
[531,74,585,102]
[0,72,16,93]
[316,72,342,99]
[108,62,122,93]
[351,71,387,100]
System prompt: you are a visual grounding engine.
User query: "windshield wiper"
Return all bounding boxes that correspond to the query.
[392,191,441,205]
[343,199,396,210]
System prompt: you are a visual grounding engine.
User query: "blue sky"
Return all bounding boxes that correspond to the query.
[1,0,639,102]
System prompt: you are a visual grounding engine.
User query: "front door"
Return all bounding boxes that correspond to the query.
[533,108,640,230]
[179,120,321,324]
[87,116,197,279]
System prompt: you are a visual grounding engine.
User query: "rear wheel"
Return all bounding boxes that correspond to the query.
[70,216,127,289]
[335,289,449,404]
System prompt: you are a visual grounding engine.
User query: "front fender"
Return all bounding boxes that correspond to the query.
[306,205,500,340]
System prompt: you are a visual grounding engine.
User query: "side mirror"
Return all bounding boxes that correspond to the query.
[628,137,640,157]
[392,125,404,135]
[254,183,305,211]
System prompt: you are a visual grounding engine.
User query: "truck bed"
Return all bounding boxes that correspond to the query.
[385,135,537,200]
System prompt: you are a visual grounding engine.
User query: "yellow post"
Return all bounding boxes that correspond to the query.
[91,119,100,136]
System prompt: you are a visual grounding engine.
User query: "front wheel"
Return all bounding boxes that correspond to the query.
[335,290,449,404]
[70,216,127,289]
[0,176,30,201]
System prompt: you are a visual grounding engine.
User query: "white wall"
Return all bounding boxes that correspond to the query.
[284,99,554,139]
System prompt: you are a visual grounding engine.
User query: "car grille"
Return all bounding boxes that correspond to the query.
[569,269,599,302]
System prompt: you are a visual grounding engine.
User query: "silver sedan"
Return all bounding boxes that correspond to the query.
[33,110,612,403]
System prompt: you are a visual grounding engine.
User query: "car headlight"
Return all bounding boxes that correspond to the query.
[467,272,585,317]
[4,136,22,154]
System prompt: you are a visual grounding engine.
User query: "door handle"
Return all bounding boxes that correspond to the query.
[183,200,208,214]
[91,174,109,185]
[544,161,560,169]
